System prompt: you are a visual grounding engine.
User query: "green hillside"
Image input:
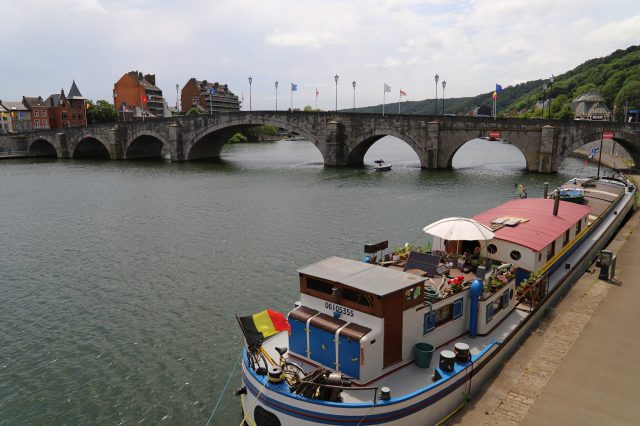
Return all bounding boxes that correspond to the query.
[354,45,640,120]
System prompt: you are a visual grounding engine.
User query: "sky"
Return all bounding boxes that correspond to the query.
[2,0,640,111]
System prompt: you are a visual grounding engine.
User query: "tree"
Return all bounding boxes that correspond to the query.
[86,100,117,123]
[186,107,200,116]
[228,132,247,143]
[303,105,314,112]
[614,80,640,121]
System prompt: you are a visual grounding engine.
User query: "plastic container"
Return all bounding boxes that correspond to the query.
[414,343,435,368]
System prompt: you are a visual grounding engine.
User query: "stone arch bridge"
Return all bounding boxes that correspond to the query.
[3,112,639,173]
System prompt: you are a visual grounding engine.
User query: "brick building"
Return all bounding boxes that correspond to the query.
[180,78,240,114]
[113,71,165,118]
[22,96,50,129]
[44,81,87,128]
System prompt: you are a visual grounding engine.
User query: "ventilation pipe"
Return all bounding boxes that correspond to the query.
[543,182,549,199]
[553,190,560,216]
[469,266,486,337]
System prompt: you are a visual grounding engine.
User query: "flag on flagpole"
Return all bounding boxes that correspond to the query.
[400,89,407,96]
[291,83,298,91]
[491,91,497,100]
[383,83,391,116]
[141,94,148,103]
[384,83,391,93]
[588,146,599,159]
[495,84,503,94]
[315,88,319,97]
[237,309,291,348]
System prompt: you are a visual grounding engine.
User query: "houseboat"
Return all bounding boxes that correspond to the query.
[235,175,635,426]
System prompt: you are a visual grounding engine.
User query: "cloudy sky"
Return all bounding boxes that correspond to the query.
[3,0,639,110]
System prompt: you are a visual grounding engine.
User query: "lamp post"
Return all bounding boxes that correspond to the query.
[434,74,439,115]
[334,74,339,112]
[352,81,356,112]
[275,81,278,111]
[442,80,446,115]
[248,76,253,111]
[542,83,547,118]
[547,75,555,120]
[175,83,179,113]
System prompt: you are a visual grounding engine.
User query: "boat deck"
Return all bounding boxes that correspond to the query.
[558,177,626,221]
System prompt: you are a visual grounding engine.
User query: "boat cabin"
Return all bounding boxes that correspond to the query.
[472,199,592,278]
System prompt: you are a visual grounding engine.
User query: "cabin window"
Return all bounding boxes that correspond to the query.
[576,220,582,234]
[487,244,498,254]
[510,250,521,261]
[342,287,372,307]
[546,242,555,260]
[424,301,460,335]
[452,298,463,319]
[563,229,570,247]
[306,278,333,295]
[538,252,542,262]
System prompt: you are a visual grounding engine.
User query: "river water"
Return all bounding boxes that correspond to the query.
[0,137,604,424]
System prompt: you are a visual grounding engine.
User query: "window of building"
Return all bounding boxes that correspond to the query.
[78,114,83,120]
[546,242,555,260]
[34,119,39,128]
[71,113,76,120]
[34,111,39,117]
[510,250,522,261]
[487,244,498,254]
[42,111,47,118]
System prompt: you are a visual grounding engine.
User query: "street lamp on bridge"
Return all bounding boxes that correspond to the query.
[335,74,339,112]
[352,81,356,112]
[248,76,253,112]
[175,83,179,113]
[275,81,279,111]
[434,74,439,115]
[442,80,446,115]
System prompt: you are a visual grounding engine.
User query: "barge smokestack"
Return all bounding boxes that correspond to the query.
[553,191,560,216]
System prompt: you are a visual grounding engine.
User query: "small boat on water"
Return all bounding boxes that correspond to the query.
[374,159,392,172]
[235,174,635,426]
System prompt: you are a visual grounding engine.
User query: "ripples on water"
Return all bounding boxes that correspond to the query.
[0,137,606,424]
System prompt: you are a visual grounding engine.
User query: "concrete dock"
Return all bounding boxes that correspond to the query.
[453,188,640,425]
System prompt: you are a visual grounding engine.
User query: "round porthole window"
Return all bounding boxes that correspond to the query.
[510,250,522,261]
[487,244,497,254]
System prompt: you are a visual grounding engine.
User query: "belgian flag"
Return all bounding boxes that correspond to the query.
[237,309,291,348]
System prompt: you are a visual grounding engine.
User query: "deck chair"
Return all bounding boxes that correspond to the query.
[403,251,440,277]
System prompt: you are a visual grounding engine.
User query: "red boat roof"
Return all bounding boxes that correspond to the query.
[472,199,592,252]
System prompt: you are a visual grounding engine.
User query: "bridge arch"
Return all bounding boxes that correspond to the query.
[445,135,531,170]
[125,130,167,160]
[183,115,321,161]
[72,136,111,159]
[29,137,58,157]
[346,129,422,166]
[555,128,639,171]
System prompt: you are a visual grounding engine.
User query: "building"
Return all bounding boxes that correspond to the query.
[1,101,31,132]
[571,90,611,121]
[22,96,50,129]
[180,78,240,114]
[0,103,13,133]
[113,71,166,119]
[44,81,87,128]
[467,104,492,117]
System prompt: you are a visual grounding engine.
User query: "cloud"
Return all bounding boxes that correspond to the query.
[1,0,639,111]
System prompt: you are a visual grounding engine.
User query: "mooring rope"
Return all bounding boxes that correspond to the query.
[205,353,242,426]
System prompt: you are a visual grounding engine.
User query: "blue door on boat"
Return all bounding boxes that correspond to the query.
[287,306,318,357]
[308,314,345,369]
[338,323,371,380]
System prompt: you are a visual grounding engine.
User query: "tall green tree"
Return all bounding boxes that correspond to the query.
[86,100,117,124]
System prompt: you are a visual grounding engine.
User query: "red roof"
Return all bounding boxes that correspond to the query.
[472,199,592,252]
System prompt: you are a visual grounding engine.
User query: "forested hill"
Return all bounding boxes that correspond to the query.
[352,45,640,120]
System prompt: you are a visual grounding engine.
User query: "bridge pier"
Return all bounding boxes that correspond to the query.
[423,121,441,169]
[107,127,124,160]
[55,133,70,158]
[323,120,346,165]
[169,122,184,161]
[536,125,557,173]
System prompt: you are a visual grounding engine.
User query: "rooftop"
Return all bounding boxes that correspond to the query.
[472,199,591,252]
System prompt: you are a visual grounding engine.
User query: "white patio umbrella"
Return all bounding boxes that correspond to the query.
[423,217,494,241]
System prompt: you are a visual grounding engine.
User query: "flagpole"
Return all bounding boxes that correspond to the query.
[291,87,293,110]
[383,89,386,116]
[398,93,401,114]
